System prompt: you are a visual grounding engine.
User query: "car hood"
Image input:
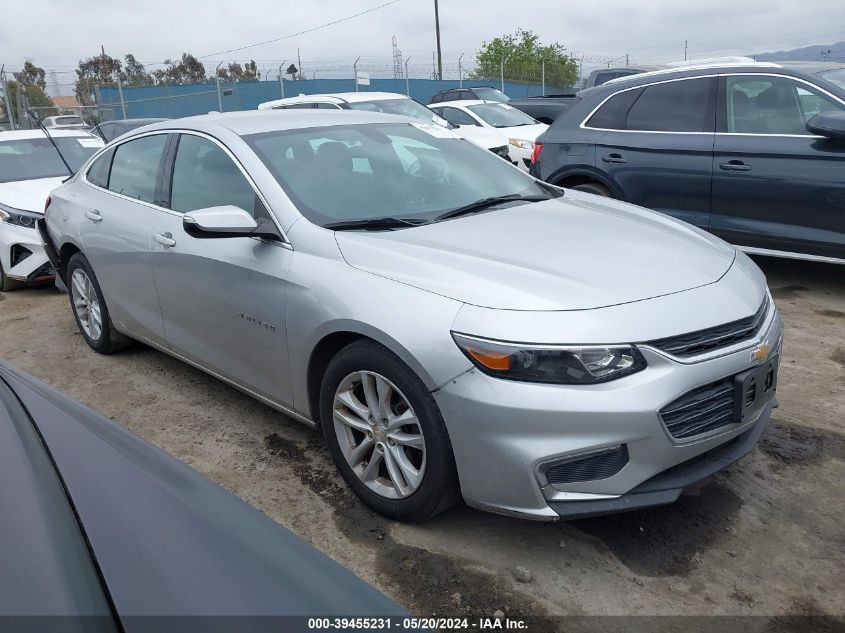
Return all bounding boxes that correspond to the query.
[335,193,736,311]
[0,177,65,213]
[495,123,548,142]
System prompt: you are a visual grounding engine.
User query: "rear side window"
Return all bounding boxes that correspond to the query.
[108,135,168,203]
[285,103,315,109]
[315,103,341,109]
[585,89,642,129]
[86,149,113,188]
[169,134,264,216]
[440,107,477,126]
[625,78,713,132]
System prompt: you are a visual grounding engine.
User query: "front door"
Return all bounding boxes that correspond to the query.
[149,133,294,406]
[589,76,717,228]
[711,74,845,259]
[77,134,170,345]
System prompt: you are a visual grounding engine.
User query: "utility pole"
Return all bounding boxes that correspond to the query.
[458,53,465,88]
[626,53,629,66]
[297,48,303,78]
[278,60,286,98]
[1,66,16,130]
[405,56,411,96]
[215,61,224,112]
[500,55,509,93]
[433,0,443,80]
[684,40,688,61]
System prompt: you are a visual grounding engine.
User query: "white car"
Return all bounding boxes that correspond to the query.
[0,130,103,290]
[257,92,513,162]
[42,115,88,130]
[429,100,549,170]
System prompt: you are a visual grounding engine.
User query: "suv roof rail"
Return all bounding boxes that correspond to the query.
[604,60,782,85]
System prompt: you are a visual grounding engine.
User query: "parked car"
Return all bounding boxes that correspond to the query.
[531,60,845,263]
[257,92,512,162]
[0,360,404,620]
[429,100,548,169]
[43,110,782,523]
[583,65,661,89]
[428,86,510,104]
[506,93,578,124]
[91,117,168,142]
[42,114,88,130]
[0,129,103,290]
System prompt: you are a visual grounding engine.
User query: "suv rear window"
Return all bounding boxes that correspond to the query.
[585,89,642,129]
[625,78,713,132]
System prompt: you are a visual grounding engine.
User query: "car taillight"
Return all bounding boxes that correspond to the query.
[530,143,544,165]
[44,195,51,212]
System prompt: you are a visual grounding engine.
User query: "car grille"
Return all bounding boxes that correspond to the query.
[544,445,629,484]
[660,375,736,440]
[646,296,770,358]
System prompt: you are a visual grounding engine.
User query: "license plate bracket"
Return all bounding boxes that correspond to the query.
[733,355,778,423]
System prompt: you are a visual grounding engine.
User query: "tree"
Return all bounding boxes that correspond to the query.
[75,52,122,105]
[152,53,207,84]
[121,54,153,86]
[7,61,56,124]
[14,61,47,89]
[216,60,260,82]
[471,29,578,89]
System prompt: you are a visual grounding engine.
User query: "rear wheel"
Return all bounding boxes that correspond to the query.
[67,253,131,354]
[571,182,612,197]
[320,340,460,522]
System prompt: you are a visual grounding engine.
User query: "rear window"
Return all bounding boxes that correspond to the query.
[585,89,642,129]
[625,78,713,132]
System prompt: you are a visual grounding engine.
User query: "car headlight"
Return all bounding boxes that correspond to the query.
[452,333,646,384]
[0,203,40,229]
[508,138,534,150]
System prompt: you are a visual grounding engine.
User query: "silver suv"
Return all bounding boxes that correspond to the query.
[43,110,783,522]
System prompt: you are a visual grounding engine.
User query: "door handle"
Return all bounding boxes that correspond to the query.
[719,160,752,172]
[602,153,627,164]
[153,232,176,248]
[84,209,102,222]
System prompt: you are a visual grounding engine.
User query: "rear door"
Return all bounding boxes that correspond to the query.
[588,76,717,228]
[711,74,845,259]
[76,133,170,344]
[149,132,294,406]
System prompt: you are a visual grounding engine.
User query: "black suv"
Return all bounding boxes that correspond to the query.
[429,86,509,104]
[531,62,845,262]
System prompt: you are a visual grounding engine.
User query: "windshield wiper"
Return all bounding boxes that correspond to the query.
[434,194,548,222]
[323,217,428,231]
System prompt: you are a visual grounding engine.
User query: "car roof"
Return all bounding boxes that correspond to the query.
[433,86,495,94]
[0,129,94,141]
[101,118,167,126]
[258,92,409,109]
[432,99,491,108]
[134,109,420,137]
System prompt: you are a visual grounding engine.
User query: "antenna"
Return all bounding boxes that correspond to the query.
[27,108,73,175]
[392,35,404,79]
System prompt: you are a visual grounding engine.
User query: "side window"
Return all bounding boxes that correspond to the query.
[625,78,713,132]
[169,135,264,217]
[315,103,341,109]
[285,103,315,109]
[440,107,477,126]
[585,89,642,129]
[431,93,443,103]
[726,75,844,135]
[108,135,168,203]
[86,149,113,188]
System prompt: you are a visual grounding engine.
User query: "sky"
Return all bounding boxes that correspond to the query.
[2,0,844,92]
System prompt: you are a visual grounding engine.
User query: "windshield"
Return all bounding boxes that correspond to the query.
[245,122,554,227]
[0,136,103,183]
[472,87,510,102]
[467,103,537,128]
[819,68,845,90]
[346,98,439,123]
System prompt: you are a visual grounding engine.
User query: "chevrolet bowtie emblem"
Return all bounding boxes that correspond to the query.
[751,343,771,362]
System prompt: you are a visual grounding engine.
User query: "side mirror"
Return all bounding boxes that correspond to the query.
[183,205,281,241]
[806,111,845,141]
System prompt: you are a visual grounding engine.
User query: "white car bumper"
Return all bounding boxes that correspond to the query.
[0,222,53,284]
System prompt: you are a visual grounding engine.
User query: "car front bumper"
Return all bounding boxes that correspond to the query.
[1,222,53,285]
[433,306,783,521]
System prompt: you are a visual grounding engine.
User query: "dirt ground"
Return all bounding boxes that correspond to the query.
[0,255,843,627]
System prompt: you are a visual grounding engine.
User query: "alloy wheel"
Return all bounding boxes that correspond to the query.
[332,371,426,499]
[71,268,102,341]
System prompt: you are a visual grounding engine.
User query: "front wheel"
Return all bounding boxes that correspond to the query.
[67,253,131,354]
[0,260,25,292]
[320,340,460,522]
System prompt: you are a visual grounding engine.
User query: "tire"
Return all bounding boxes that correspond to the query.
[0,260,25,292]
[66,253,131,354]
[319,340,460,522]
[571,182,612,197]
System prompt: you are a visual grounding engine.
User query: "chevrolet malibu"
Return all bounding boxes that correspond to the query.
[42,111,783,522]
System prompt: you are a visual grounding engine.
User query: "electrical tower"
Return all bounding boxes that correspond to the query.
[392,35,404,79]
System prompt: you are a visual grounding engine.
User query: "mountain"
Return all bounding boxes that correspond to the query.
[753,41,845,62]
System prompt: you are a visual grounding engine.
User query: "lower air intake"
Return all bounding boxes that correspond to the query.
[544,445,629,484]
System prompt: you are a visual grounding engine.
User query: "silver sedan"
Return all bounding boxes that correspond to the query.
[43,110,783,522]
